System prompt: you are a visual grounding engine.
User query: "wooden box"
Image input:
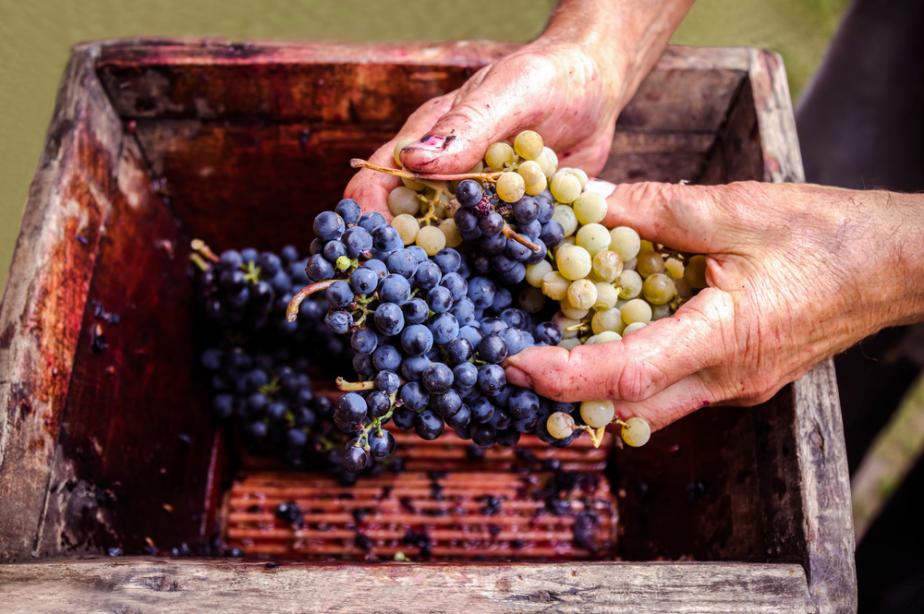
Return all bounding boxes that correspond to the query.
[0,40,855,612]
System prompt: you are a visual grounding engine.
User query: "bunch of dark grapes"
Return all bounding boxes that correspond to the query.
[192,243,353,472]
[452,178,563,288]
[293,198,588,473]
[200,346,346,469]
[192,242,346,360]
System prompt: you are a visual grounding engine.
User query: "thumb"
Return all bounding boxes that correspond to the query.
[399,56,556,174]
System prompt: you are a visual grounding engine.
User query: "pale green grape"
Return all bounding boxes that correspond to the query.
[401,176,426,191]
[685,255,708,289]
[439,218,462,248]
[526,260,553,288]
[388,186,420,216]
[560,304,590,321]
[496,172,526,203]
[538,146,558,177]
[651,304,672,320]
[335,255,352,271]
[392,213,420,245]
[592,249,623,283]
[556,244,592,280]
[485,142,515,170]
[621,416,651,447]
[550,171,582,203]
[621,298,652,325]
[573,191,607,224]
[636,251,666,278]
[639,239,655,253]
[547,411,576,439]
[617,270,643,299]
[553,313,582,339]
[576,223,612,256]
[591,308,625,334]
[581,400,615,428]
[566,279,597,310]
[609,226,641,261]
[586,331,622,345]
[552,205,578,237]
[593,282,619,311]
[519,286,546,313]
[675,278,693,299]
[623,321,648,335]
[624,257,637,271]
[518,160,548,195]
[642,273,676,306]
[564,167,589,188]
[559,337,581,350]
[664,257,685,280]
[416,224,446,255]
[542,271,570,301]
[513,130,544,160]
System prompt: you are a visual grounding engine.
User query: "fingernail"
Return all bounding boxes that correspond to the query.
[405,134,456,152]
[505,365,533,388]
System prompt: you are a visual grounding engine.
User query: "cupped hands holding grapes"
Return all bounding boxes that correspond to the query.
[505,181,924,431]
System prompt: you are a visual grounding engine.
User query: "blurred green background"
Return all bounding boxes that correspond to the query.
[0,0,846,288]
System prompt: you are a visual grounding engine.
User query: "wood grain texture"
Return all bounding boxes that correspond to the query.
[747,49,856,614]
[37,135,217,558]
[0,45,123,562]
[0,558,810,613]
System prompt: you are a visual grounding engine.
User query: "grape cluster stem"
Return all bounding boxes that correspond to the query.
[351,158,503,183]
[286,279,336,322]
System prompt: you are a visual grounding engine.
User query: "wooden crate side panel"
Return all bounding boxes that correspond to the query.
[0,46,123,562]
[747,49,855,614]
[0,558,810,613]
[613,406,777,562]
[134,121,395,251]
[96,41,748,130]
[34,136,217,558]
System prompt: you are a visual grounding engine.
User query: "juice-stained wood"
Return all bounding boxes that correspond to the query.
[0,558,811,614]
[39,135,217,558]
[0,46,123,562]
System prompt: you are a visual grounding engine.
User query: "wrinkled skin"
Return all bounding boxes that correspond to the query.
[506,181,924,430]
[344,41,625,217]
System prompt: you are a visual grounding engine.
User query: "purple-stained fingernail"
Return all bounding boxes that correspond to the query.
[505,366,533,388]
[410,134,456,151]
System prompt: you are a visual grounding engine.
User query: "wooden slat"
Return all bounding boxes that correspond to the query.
[223,471,617,561]
[0,46,123,562]
[747,49,855,614]
[0,558,811,613]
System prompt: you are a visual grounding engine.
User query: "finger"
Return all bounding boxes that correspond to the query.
[344,94,455,215]
[400,57,557,174]
[614,374,714,432]
[603,182,737,253]
[505,288,735,402]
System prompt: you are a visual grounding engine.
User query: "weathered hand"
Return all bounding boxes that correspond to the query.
[505,181,924,430]
[343,40,625,216]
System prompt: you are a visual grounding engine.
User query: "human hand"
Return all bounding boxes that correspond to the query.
[344,0,695,215]
[505,181,924,431]
[344,41,625,216]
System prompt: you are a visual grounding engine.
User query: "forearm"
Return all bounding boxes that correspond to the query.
[874,191,924,327]
[538,0,694,105]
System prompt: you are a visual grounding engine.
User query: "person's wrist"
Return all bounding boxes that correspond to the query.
[873,191,924,327]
